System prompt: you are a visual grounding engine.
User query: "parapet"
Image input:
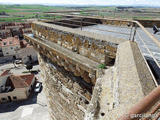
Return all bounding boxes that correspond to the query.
[24,18,159,120]
[86,41,156,120]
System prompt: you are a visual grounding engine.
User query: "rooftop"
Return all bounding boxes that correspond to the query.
[20,74,35,86]
[0,72,35,93]
[0,36,20,47]
[9,74,35,88]
[0,70,11,76]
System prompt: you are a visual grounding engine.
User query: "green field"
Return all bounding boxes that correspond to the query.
[0,5,160,22]
[0,5,68,22]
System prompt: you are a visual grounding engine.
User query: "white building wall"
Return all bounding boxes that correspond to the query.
[2,45,20,56]
[18,47,38,64]
[0,75,36,103]
[0,88,28,103]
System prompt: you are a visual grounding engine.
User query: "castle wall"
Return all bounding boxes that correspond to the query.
[39,54,92,120]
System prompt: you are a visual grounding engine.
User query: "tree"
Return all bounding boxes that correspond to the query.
[26,63,33,72]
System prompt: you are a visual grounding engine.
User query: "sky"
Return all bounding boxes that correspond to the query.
[0,0,160,6]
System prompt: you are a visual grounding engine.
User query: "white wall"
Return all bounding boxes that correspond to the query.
[0,75,36,103]
[2,45,20,56]
[0,88,28,103]
[18,47,38,64]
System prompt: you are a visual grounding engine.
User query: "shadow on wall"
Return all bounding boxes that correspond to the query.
[44,55,93,94]
[0,90,38,113]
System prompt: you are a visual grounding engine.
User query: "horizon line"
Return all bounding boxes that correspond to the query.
[0,3,160,7]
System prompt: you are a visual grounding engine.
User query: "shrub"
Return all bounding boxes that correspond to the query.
[98,64,106,69]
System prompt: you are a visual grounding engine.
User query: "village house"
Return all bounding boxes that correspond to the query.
[0,37,38,64]
[0,36,20,57]
[17,45,38,64]
[0,70,36,103]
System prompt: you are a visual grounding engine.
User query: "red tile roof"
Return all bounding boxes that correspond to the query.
[9,75,28,88]
[9,74,35,88]
[20,74,35,86]
[1,70,10,76]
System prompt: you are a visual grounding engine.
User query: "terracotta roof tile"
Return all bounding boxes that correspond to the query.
[1,70,10,76]
[9,74,35,88]
[9,75,28,88]
[20,74,35,86]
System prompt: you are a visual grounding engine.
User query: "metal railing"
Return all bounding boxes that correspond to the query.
[133,21,160,86]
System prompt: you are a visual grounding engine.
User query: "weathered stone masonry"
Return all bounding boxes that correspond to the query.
[39,54,94,120]
[24,18,158,120]
[31,22,119,64]
[25,21,126,85]
[24,20,120,120]
[25,35,98,85]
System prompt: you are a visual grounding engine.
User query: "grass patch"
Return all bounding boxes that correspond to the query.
[22,71,30,73]
[98,64,106,69]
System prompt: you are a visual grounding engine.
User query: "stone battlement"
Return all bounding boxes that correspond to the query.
[24,18,159,120]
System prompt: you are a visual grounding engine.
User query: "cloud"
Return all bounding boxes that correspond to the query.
[0,0,159,6]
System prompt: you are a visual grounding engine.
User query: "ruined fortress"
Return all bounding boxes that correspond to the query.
[24,16,160,120]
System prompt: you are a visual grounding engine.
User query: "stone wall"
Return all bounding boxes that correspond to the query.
[37,40,156,120]
[101,19,133,27]
[135,19,160,27]
[85,41,156,120]
[31,22,123,65]
[25,35,99,85]
[101,19,160,28]
[24,20,125,85]
[24,20,158,120]
[39,54,92,120]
